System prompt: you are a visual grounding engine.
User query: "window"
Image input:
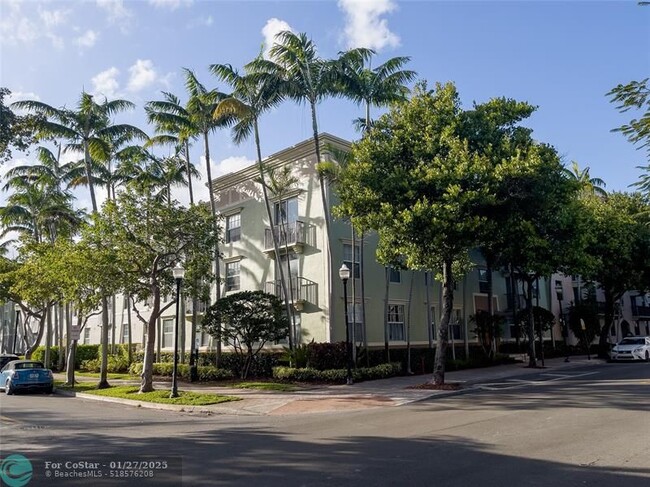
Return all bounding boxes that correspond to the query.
[83,328,91,345]
[450,309,463,341]
[201,331,211,347]
[226,261,241,291]
[121,324,129,344]
[478,269,489,293]
[274,197,298,224]
[389,267,401,283]
[162,318,174,348]
[225,213,241,243]
[346,302,364,343]
[343,243,361,279]
[387,304,405,341]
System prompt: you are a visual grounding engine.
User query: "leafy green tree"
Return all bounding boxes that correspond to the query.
[495,144,586,366]
[0,87,40,162]
[80,190,219,392]
[567,302,601,352]
[210,57,296,349]
[13,92,145,388]
[201,290,289,379]
[580,192,650,356]
[337,82,494,384]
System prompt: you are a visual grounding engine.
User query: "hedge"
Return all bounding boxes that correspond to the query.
[272,362,402,384]
[32,345,100,370]
[128,362,234,381]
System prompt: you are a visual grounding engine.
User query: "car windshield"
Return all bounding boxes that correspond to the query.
[620,338,645,345]
[15,362,44,369]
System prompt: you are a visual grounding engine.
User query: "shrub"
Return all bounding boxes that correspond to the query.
[272,362,402,384]
[128,362,234,381]
[81,354,130,373]
[31,346,59,369]
[306,342,347,370]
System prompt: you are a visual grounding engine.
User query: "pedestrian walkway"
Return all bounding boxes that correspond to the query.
[56,356,602,416]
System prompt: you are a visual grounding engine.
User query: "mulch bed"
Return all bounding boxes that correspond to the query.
[406,382,463,391]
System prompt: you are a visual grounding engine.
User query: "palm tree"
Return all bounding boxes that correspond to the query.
[335,52,416,363]
[335,51,416,131]
[262,31,340,238]
[563,161,607,197]
[183,69,232,365]
[12,92,144,389]
[210,57,297,350]
[145,92,199,205]
[266,165,300,347]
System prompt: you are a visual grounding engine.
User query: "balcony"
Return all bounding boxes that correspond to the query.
[264,221,309,255]
[185,299,208,315]
[265,276,318,311]
[631,304,650,318]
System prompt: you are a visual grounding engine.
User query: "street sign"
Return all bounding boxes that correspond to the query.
[70,326,81,341]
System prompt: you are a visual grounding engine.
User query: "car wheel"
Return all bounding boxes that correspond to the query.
[5,380,13,395]
[44,386,53,394]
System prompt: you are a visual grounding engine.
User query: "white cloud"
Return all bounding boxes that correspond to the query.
[149,0,193,10]
[127,59,158,92]
[96,0,133,31]
[6,90,40,105]
[338,0,400,51]
[91,67,121,98]
[188,15,213,28]
[261,18,293,58]
[38,7,70,28]
[75,30,99,49]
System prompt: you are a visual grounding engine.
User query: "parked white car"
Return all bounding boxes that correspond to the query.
[609,336,650,362]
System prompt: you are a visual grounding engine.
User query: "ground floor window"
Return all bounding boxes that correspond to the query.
[387,304,405,341]
[83,327,91,344]
[162,318,174,348]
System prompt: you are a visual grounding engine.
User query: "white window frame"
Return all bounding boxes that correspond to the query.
[226,261,241,291]
[387,304,405,341]
[343,243,361,279]
[162,318,174,348]
[225,213,241,243]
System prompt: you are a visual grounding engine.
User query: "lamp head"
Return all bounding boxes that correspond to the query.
[338,263,350,281]
[172,264,185,280]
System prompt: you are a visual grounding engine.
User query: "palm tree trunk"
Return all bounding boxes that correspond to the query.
[184,140,195,205]
[44,306,52,369]
[360,231,368,366]
[351,228,357,364]
[253,120,294,350]
[383,266,390,362]
[127,295,132,365]
[203,131,222,365]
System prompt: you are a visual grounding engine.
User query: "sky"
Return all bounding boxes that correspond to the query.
[1,0,649,212]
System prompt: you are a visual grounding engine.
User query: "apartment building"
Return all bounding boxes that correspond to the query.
[3,134,647,357]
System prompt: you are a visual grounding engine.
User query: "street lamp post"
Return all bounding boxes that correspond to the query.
[170,264,185,398]
[555,281,569,363]
[339,264,353,386]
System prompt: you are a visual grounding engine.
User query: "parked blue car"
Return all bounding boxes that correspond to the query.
[1,360,54,395]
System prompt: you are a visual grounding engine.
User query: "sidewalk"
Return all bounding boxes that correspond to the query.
[56,356,602,416]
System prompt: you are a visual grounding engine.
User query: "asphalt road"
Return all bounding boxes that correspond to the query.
[1,361,649,486]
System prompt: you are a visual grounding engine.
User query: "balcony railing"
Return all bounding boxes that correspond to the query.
[184,299,208,315]
[264,221,309,254]
[632,304,650,317]
[264,276,317,311]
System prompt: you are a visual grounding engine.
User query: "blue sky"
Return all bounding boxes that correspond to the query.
[1,0,648,210]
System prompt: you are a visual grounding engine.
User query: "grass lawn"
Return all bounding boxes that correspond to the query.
[83,386,241,406]
[232,382,297,392]
[75,372,137,380]
[55,380,103,393]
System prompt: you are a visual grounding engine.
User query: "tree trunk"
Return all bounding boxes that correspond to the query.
[185,140,195,206]
[24,313,47,359]
[425,272,433,351]
[360,231,368,366]
[406,271,414,374]
[598,289,618,358]
[140,292,161,393]
[44,305,52,369]
[65,314,82,385]
[57,304,65,371]
[383,266,390,362]
[97,296,111,388]
[486,257,495,357]
[203,131,222,366]
[254,119,294,350]
[432,259,454,385]
[127,295,133,365]
[526,278,537,367]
